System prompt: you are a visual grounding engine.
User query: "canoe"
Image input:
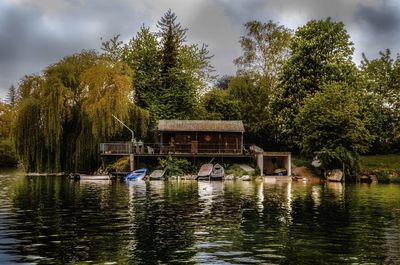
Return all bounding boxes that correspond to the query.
[70,174,110,180]
[210,163,224,180]
[149,170,165,180]
[197,163,213,180]
[125,168,147,180]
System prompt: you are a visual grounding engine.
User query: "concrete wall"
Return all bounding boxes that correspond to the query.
[256,152,291,176]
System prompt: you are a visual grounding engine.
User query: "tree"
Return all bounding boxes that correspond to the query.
[7,84,17,108]
[101,10,214,122]
[14,51,149,173]
[155,10,214,119]
[201,89,241,120]
[122,26,160,110]
[234,20,292,90]
[215,75,233,90]
[295,82,373,178]
[275,18,356,148]
[0,102,18,166]
[359,49,400,152]
[157,9,187,79]
[227,75,275,147]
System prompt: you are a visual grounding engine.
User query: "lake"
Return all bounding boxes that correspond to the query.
[0,169,399,264]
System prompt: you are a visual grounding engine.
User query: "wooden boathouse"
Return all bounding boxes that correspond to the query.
[158,120,244,154]
[100,119,291,176]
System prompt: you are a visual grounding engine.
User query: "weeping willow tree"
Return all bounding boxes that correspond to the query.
[14,51,149,173]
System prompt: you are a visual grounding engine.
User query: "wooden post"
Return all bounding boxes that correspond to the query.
[130,154,134,171]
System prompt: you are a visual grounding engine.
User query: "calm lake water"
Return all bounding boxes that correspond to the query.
[0,169,400,264]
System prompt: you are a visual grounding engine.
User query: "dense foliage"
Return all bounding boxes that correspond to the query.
[0,101,18,166]
[14,51,149,172]
[295,82,373,178]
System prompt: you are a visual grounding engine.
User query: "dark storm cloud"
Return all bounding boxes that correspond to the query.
[355,2,400,34]
[1,0,400,98]
[353,1,400,58]
[0,0,149,98]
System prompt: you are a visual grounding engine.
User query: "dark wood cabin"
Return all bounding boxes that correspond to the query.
[158,120,244,154]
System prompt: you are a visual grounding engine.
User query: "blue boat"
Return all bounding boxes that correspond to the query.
[125,168,147,180]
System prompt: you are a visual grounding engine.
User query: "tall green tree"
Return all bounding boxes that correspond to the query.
[156,9,214,119]
[276,18,356,148]
[101,10,214,122]
[14,51,149,173]
[7,84,17,108]
[157,9,187,81]
[295,82,373,178]
[359,49,400,152]
[234,20,292,90]
[122,26,160,110]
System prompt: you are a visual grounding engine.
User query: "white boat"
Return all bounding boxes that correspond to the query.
[70,174,110,180]
[197,163,213,180]
[210,163,224,180]
[149,170,166,180]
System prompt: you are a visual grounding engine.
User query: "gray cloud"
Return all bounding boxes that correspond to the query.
[1,0,400,98]
[0,0,150,98]
[354,1,400,58]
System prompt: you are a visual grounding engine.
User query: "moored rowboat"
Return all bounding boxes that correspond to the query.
[197,163,213,180]
[125,168,147,180]
[210,163,224,180]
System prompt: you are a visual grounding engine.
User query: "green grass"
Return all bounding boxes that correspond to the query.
[291,155,311,168]
[360,154,400,171]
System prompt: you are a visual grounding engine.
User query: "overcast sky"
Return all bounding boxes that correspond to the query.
[1,0,400,99]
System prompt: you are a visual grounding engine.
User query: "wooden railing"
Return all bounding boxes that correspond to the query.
[100,142,250,155]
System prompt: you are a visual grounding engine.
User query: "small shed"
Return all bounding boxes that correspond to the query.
[256,151,291,176]
[158,120,245,154]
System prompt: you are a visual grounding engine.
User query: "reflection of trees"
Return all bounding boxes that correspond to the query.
[129,180,199,264]
[8,176,131,264]
[4,176,400,264]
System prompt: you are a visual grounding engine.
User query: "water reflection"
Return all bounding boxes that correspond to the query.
[0,170,399,264]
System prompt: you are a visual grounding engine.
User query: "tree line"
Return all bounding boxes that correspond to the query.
[0,10,399,177]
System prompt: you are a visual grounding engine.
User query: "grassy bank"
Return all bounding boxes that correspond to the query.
[360,154,400,183]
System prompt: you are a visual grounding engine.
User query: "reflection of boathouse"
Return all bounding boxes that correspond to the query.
[158,120,244,154]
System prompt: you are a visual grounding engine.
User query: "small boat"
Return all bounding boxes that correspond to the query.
[210,163,224,180]
[125,168,147,180]
[240,175,251,181]
[149,170,166,180]
[197,163,213,180]
[70,174,110,180]
[274,168,287,176]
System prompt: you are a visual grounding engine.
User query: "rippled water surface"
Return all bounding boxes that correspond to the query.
[1,169,400,264]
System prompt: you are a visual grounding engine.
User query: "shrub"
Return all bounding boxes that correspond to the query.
[158,156,192,177]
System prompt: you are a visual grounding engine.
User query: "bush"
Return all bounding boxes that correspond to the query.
[225,164,249,177]
[106,157,130,172]
[0,140,18,167]
[158,156,192,177]
[315,147,360,181]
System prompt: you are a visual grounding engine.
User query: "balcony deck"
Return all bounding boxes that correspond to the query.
[99,142,253,158]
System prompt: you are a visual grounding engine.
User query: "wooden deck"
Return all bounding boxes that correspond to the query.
[100,142,253,158]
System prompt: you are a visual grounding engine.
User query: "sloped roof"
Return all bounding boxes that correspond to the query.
[158,120,245,133]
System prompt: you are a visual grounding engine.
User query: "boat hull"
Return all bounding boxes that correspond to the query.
[210,163,224,180]
[125,168,147,180]
[197,163,213,180]
[149,170,166,180]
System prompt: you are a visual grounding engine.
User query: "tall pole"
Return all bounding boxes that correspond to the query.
[112,114,135,171]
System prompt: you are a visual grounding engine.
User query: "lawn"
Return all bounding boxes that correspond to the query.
[360,154,400,171]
